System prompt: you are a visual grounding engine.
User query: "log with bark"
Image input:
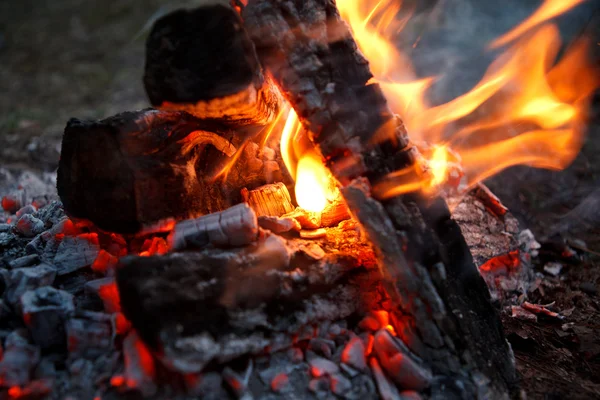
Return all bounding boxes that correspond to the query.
[57,109,288,233]
[243,0,517,397]
[144,2,281,127]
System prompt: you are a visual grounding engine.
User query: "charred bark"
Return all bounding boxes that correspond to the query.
[144,3,281,127]
[243,1,516,398]
[57,109,285,233]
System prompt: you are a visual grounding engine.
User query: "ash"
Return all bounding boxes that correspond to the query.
[0,167,534,399]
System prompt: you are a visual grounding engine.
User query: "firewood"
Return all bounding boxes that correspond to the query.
[241,182,295,217]
[320,195,351,227]
[57,109,280,233]
[169,203,259,251]
[144,3,281,127]
[116,231,379,373]
[243,1,516,397]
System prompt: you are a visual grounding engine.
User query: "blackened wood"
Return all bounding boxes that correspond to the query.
[243,1,516,397]
[117,231,380,373]
[144,4,281,127]
[169,203,259,251]
[57,109,279,233]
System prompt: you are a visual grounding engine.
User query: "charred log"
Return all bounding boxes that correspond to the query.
[57,109,284,233]
[144,3,281,127]
[243,1,516,398]
[116,230,379,373]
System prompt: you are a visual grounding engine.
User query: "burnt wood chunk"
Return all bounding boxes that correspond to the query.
[144,4,281,127]
[241,182,295,217]
[57,109,278,233]
[116,230,380,373]
[244,1,516,398]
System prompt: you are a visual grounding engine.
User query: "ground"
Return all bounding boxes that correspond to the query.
[0,0,599,399]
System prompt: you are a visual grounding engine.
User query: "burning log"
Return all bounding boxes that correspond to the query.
[57,109,283,233]
[243,0,516,397]
[169,202,259,251]
[241,182,295,217]
[116,229,379,373]
[144,3,281,127]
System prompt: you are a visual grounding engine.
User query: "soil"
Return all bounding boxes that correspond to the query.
[0,0,599,399]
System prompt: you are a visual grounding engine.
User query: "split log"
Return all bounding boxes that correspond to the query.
[241,182,295,217]
[117,230,379,373]
[144,3,281,127]
[57,109,284,233]
[243,1,516,398]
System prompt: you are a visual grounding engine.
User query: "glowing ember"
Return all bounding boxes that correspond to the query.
[272,0,599,202]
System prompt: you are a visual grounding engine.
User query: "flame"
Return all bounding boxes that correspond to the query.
[295,151,333,212]
[489,0,587,49]
[336,0,598,198]
[275,0,598,206]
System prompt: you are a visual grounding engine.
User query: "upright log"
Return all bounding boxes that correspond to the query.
[144,2,281,127]
[243,1,516,398]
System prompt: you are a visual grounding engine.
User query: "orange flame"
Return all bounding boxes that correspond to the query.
[274,0,598,206]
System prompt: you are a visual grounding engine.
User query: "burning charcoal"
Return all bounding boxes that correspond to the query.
[185,372,226,398]
[370,357,402,400]
[511,306,538,322]
[120,331,157,397]
[320,197,352,227]
[7,254,40,269]
[308,338,335,359]
[0,223,11,232]
[15,214,45,237]
[340,363,360,378]
[300,229,327,240]
[341,336,367,371]
[308,377,330,394]
[16,205,36,218]
[6,378,53,399]
[242,183,295,217]
[521,301,563,319]
[170,203,259,251]
[20,287,75,350]
[309,356,339,377]
[66,312,114,359]
[473,183,508,218]
[257,216,301,233]
[0,330,41,387]
[222,361,252,399]
[1,193,24,214]
[400,390,423,400]
[32,201,65,228]
[3,263,56,307]
[373,330,432,391]
[84,277,120,313]
[330,372,352,396]
[283,208,321,229]
[270,372,289,392]
[53,235,100,275]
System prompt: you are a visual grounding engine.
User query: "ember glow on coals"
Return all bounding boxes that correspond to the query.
[270,0,600,204]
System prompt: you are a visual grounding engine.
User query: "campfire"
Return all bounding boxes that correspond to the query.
[0,0,598,398]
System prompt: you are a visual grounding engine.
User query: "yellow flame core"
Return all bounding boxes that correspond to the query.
[275,0,598,205]
[295,152,332,212]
